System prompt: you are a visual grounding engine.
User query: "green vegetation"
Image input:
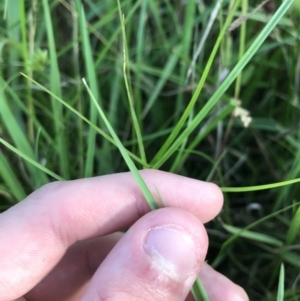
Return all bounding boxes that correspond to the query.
[0,0,300,299]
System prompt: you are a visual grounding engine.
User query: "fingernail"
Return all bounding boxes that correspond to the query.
[143,225,199,280]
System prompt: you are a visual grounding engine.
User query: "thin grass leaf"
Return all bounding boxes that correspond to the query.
[233,0,248,99]
[0,78,48,187]
[42,0,69,179]
[154,186,167,208]
[82,78,159,210]
[174,0,196,121]
[148,1,170,50]
[0,138,64,182]
[228,0,270,32]
[6,0,20,84]
[170,101,236,172]
[221,177,300,192]
[74,0,109,176]
[0,151,26,201]
[117,0,147,165]
[94,0,142,68]
[275,138,300,211]
[3,0,8,19]
[277,264,285,301]
[186,0,222,83]
[134,0,149,140]
[282,251,300,268]
[142,44,182,117]
[4,79,53,145]
[221,223,283,247]
[191,277,210,301]
[286,206,300,245]
[152,0,294,168]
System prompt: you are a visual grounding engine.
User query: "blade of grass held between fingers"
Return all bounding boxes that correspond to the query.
[82,78,159,210]
[286,205,300,245]
[192,277,210,301]
[152,0,294,169]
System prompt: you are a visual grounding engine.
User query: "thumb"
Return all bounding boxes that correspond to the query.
[80,207,208,301]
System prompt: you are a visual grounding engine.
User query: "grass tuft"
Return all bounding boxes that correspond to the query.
[1,0,299,299]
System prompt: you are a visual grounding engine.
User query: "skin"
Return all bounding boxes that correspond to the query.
[0,170,249,301]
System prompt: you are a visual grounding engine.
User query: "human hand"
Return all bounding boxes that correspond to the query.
[0,170,248,301]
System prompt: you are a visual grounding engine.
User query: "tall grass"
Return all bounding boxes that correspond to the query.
[0,0,299,300]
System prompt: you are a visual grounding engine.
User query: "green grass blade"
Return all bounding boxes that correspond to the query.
[134,0,149,141]
[152,0,294,168]
[154,186,167,208]
[94,0,142,68]
[286,206,300,245]
[0,151,26,201]
[74,0,107,176]
[117,0,147,165]
[277,264,285,301]
[282,251,300,268]
[4,79,53,145]
[170,101,236,172]
[221,223,283,247]
[0,138,64,182]
[233,0,248,100]
[6,0,20,82]
[3,0,8,18]
[221,177,300,192]
[0,78,48,187]
[82,78,158,210]
[191,277,210,301]
[42,0,69,179]
[142,44,182,117]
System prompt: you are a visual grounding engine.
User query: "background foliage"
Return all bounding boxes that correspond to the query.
[0,0,300,300]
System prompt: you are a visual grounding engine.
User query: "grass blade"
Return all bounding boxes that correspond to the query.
[0,138,64,182]
[0,78,48,188]
[74,0,111,176]
[142,44,182,117]
[42,0,69,179]
[221,177,300,192]
[191,277,210,301]
[82,78,158,210]
[277,264,285,301]
[221,223,283,247]
[0,151,26,201]
[117,0,147,165]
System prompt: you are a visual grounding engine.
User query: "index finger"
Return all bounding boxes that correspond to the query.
[0,169,223,300]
